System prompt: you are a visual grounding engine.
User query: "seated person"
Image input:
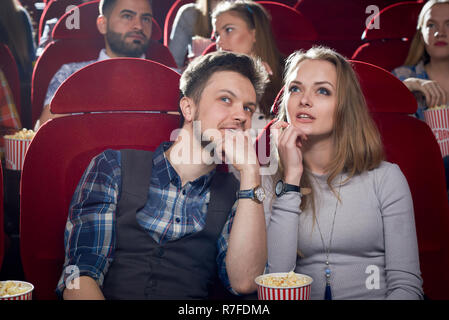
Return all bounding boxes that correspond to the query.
[266,46,423,300]
[36,0,156,129]
[212,0,284,132]
[392,0,449,193]
[57,51,269,300]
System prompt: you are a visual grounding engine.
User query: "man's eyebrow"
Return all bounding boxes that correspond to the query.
[119,9,153,17]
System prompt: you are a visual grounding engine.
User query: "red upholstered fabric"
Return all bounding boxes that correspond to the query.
[351,39,412,72]
[257,60,449,299]
[257,1,317,56]
[52,1,162,41]
[38,0,84,41]
[20,113,180,300]
[163,0,195,47]
[362,1,424,41]
[50,58,180,114]
[0,44,21,115]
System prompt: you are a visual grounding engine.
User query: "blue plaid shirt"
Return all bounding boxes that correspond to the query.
[56,142,238,297]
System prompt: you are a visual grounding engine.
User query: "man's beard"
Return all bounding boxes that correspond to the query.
[106,29,150,58]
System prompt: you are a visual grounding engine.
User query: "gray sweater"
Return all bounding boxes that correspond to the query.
[265,161,424,300]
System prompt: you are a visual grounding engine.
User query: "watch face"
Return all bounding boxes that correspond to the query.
[255,187,266,202]
[275,180,283,196]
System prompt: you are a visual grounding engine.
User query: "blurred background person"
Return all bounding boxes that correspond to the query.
[169,0,222,69]
[0,0,36,129]
[212,0,284,131]
[392,0,449,196]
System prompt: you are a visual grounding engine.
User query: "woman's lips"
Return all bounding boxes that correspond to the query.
[434,41,448,47]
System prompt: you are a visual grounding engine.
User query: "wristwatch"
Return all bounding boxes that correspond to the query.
[275,180,301,197]
[236,185,266,204]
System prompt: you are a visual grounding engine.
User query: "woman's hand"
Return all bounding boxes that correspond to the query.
[271,120,307,186]
[403,78,447,108]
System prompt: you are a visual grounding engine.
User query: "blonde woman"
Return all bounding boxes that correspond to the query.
[265,47,423,299]
[169,0,222,69]
[392,0,449,120]
[212,0,284,131]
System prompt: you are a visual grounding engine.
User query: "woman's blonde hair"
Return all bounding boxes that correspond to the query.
[211,0,283,117]
[404,0,449,66]
[276,47,384,212]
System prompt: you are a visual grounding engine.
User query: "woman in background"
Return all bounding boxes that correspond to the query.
[212,0,284,131]
[392,0,449,195]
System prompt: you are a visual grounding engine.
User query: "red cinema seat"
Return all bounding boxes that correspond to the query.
[38,0,85,41]
[257,60,449,300]
[352,60,449,299]
[163,0,195,47]
[31,0,175,127]
[50,58,181,114]
[352,1,425,71]
[351,39,413,72]
[257,1,317,55]
[21,58,181,300]
[0,44,21,117]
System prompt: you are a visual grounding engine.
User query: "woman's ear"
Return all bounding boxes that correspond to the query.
[179,96,195,124]
[97,15,107,35]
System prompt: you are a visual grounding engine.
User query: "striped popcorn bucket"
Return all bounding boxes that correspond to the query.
[4,137,32,171]
[0,281,34,300]
[424,108,449,157]
[255,273,313,300]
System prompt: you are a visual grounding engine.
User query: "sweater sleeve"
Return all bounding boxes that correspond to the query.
[267,192,302,273]
[169,4,197,68]
[377,163,424,300]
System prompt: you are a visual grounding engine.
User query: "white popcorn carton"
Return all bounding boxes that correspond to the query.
[4,129,35,171]
[423,106,449,157]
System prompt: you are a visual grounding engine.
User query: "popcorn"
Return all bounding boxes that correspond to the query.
[4,128,36,140]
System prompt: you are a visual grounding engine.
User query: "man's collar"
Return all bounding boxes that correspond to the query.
[98,48,146,61]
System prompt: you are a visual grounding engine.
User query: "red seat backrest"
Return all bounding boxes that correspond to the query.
[362,1,424,41]
[50,58,181,114]
[351,39,412,71]
[38,0,84,41]
[0,44,21,116]
[163,0,195,47]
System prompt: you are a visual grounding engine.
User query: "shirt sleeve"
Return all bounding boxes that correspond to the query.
[216,200,239,295]
[391,65,415,81]
[377,163,424,300]
[56,150,121,298]
[169,4,197,68]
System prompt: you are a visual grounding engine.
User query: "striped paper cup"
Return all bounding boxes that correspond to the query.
[0,281,34,300]
[4,137,32,171]
[255,273,313,300]
[423,107,449,157]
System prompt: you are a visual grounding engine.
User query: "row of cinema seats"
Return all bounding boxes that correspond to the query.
[0,0,424,130]
[16,56,449,300]
[30,0,425,126]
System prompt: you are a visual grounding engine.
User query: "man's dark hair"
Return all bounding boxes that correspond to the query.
[179,51,269,126]
[99,0,153,17]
